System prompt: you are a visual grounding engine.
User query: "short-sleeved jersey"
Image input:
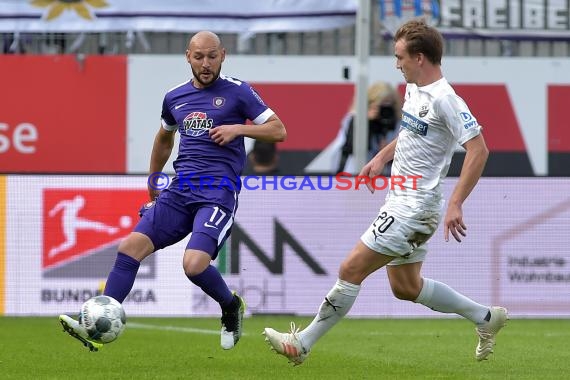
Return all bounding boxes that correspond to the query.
[390,77,481,208]
[161,74,274,192]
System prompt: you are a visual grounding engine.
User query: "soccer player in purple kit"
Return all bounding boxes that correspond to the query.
[59,31,287,351]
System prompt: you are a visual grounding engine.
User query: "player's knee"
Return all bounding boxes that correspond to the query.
[118,232,153,261]
[390,284,420,301]
[183,250,211,277]
[339,259,366,284]
[183,260,202,277]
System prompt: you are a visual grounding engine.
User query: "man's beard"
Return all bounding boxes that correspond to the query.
[192,68,220,87]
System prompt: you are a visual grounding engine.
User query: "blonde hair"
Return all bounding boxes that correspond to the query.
[349,81,401,119]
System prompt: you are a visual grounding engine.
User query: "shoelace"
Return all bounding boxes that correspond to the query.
[283,322,307,365]
[288,321,301,336]
[477,329,493,340]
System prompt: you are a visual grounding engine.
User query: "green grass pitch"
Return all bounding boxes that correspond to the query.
[1,316,568,379]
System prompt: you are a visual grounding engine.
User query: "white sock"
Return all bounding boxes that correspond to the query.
[298,279,360,350]
[414,278,489,325]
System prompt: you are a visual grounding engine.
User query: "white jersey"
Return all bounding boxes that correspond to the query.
[389,77,481,209]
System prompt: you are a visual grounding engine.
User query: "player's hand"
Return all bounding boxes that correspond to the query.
[209,124,240,145]
[148,187,160,202]
[358,158,385,193]
[444,203,467,242]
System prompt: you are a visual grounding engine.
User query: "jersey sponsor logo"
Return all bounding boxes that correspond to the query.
[419,103,429,117]
[42,189,155,279]
[401,111,429,136]
[183,111,214,137]
[460,112,478,129]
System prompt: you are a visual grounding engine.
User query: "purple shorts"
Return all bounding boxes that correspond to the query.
[134,188,237,258]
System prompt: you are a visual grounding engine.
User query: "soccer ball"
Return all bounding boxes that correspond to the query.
[79,295,126,344]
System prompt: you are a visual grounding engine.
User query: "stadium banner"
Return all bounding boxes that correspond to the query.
[2,55,570,175]
[129,55,570,177]
[4,175,570,317]
[0,0,357,33]
[0,55,126,173]
[378,0,570,40]
[0,175,5,315]
[1,0,568,39]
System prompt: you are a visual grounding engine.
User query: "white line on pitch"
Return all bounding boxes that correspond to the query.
[127,322,249,336]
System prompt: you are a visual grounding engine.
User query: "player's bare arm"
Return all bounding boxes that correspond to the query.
[359,136,399,193]
[148,126,176,200]
[444,133,489,242]
[209,115,286,146]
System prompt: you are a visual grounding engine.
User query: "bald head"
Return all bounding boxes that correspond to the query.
[186,31,225,88]
[188,31,222,50]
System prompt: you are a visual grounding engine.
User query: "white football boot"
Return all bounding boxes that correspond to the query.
[263,322,310,366]
[475,306,508,361]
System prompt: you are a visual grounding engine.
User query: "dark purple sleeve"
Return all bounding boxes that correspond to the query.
[160,93,177,126]
[240,83,272,122]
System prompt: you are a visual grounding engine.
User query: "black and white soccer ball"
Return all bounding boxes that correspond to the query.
[79,295,126,344]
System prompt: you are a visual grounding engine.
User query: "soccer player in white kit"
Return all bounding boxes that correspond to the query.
[263,18,507,365]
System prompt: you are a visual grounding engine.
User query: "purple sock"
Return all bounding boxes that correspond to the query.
[103,252,140,303]
[188,265,234,307]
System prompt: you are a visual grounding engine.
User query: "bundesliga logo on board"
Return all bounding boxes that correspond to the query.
[42,189,149,278]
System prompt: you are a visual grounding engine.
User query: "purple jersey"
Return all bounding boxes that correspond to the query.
[161,74,274,192]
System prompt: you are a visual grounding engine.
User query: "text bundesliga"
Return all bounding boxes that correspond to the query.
[148,172,422,191]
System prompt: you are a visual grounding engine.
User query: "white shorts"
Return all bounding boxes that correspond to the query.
[360,201,441,266]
